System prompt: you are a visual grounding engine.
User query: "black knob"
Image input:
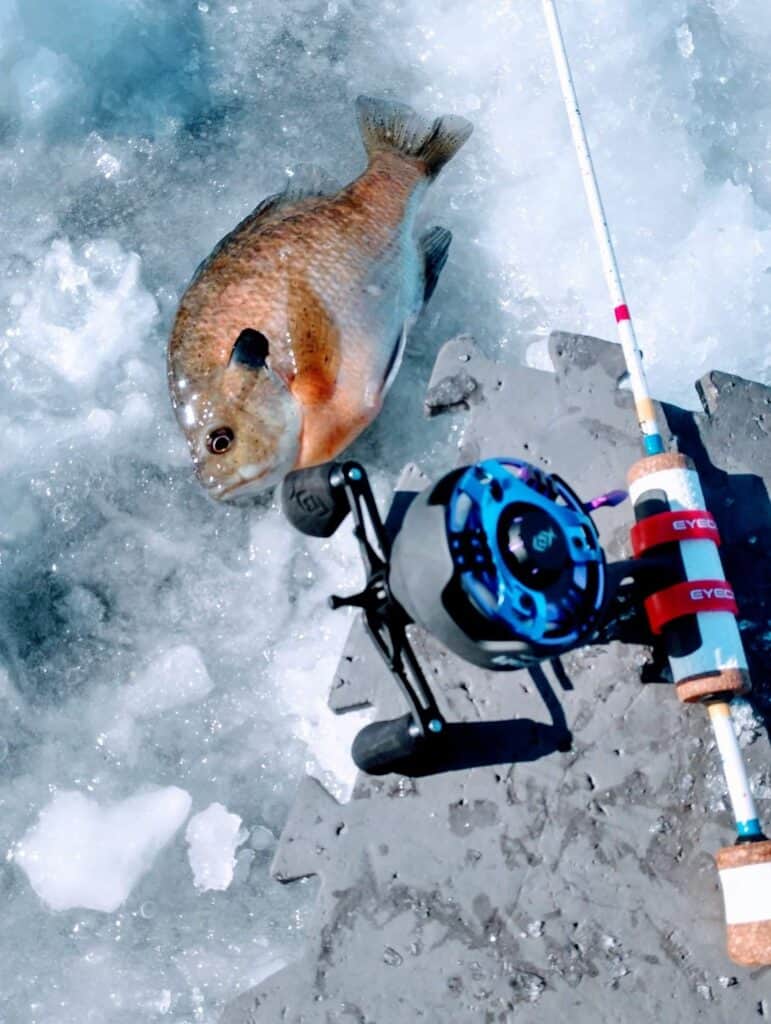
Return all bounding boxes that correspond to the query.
[281,463,349,537]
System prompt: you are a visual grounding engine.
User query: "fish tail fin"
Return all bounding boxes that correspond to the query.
[355,96,472,179]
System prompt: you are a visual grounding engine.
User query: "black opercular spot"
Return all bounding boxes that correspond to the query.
[207,426,234,454]
[230,328,269,369]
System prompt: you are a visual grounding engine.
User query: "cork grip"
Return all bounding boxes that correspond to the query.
[675,669,750,704]
[716,840,771,966]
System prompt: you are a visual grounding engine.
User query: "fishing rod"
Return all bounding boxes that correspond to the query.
[542,0,770,967]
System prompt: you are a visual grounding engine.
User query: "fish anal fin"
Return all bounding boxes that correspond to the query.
[421,226,452,304]
[288,277,341,406]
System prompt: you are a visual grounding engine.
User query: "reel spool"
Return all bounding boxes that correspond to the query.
[389,458,608,670]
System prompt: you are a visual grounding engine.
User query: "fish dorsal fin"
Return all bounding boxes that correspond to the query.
[188,196,284,286]
[283,164,340,201]
[246,166,339,226]
[244,165,338,225]
[420,225,452,304]
[188,169,338,287]
[287,276,341,406]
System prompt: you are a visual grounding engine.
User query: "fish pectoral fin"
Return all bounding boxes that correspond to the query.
[288,277,342,406]
[421,226,452,304]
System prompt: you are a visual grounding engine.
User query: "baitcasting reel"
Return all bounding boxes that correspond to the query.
[282,457,628,776]
[389,458,611,671]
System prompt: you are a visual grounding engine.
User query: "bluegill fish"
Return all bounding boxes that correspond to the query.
[167,96,472,499]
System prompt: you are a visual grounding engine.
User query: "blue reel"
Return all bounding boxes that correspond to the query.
[389,458,609,670]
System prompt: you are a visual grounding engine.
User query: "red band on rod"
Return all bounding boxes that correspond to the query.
[614,304,631,322]
[644,579,737,635]
[630,509,721,557]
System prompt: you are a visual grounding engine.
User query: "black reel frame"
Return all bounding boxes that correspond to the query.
[283,461,445,774]
[281,460,671,777]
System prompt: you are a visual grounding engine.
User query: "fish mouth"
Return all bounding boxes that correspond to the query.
[209,466,282,501]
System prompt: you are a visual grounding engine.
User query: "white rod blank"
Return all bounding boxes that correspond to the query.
[708,702,760,832]
[541,0,663,452]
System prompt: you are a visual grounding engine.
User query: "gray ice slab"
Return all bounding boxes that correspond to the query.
[222,333,771,1024]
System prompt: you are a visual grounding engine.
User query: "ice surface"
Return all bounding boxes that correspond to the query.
[186,802,244,891]
[11,238,158,386]
[120,645,214,717]
[1,0,770,1021]
[12,787,192,912]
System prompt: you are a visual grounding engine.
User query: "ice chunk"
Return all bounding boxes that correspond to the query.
[185,803,244,891]
[120,645,214,717]
[12,787,192,912]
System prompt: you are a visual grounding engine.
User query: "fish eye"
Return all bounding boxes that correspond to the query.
[207,426,234,455]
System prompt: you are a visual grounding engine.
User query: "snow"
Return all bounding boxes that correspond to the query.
[0,0,770,1020]
[186,802,244,891]
[12,787,192,912]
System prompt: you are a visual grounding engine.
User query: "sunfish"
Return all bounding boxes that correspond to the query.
[167,95,472,500]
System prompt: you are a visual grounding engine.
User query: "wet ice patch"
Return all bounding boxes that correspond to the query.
[12,787,192,912]
[634,182,771,393]
[278,636,373,803]
[186,802,244,891]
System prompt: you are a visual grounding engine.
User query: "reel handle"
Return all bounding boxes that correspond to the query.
[281,463,349,538]
[352,714,438,776]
